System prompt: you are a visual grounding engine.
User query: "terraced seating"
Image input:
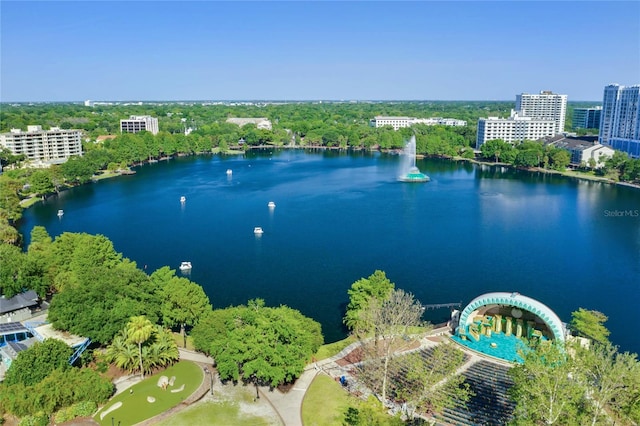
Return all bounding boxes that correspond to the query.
[439,360,515,425]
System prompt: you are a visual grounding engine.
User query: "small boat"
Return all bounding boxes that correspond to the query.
[253,227,264,235]
[180,196,186,203]
[226,169,233,175]
[57,209,64,217]
[179,261,192,271]
[268,201,276,208]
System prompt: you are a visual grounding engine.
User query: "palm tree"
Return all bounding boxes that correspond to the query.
[126,316,154,379]
[105,330,137,374]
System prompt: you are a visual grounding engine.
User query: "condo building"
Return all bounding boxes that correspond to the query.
[369,116,467,131]
[226,117,273,130]
[0,125,83,166]
[120,115,159,135]
[572,107,602,130]
[515,91,567,134]
[476,110,557,148]
[599,84,640,158]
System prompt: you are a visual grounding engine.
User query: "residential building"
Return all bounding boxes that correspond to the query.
[598,84,640,158]
[369,116,467,131]
[476,110,557,148]
[120,115,159,135]
[572,107,602,130]
[226,117,272,130]
[543,135,614,168]
[516,91,568,134]
[0,125,83,166]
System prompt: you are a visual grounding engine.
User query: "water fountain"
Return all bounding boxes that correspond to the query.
[398,135,430,182]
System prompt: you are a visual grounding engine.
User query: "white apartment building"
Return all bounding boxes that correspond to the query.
[0,125,83,166]
[226,117,272,130]
[120,115,159,135]
[369,116,467,130]
[516,91,567,134]
[476,110,557,148]
[599,84,640,158]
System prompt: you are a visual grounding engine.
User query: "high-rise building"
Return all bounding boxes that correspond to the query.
[515,91,567,134]
[476,110,557,148]
[120,115,159,135]
[0,125,83,165]
[572,107,602,130]
[598,84,640,158]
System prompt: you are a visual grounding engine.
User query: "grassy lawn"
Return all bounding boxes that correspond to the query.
[314,336,356,361]
[172,332,196,351]
[154,401,275,426]
[94,361,203,426]
[19,196,42,208]
[302,374,351,426]
[92,170,121,181]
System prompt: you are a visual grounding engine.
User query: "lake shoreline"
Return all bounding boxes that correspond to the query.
[17,146,639,212]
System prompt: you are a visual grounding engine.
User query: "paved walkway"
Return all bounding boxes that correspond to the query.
[256,328,452,426]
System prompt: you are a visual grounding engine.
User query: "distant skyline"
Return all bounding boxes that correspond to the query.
[1,1,639,102]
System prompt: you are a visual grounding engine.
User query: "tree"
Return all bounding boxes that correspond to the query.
[548,148,570,171]
[343,395,404,426]
[0,176,23,222]
[388,343,471,419]
[105,323,179,376]
[570,308,610,344]
[509,342,587,425]
[59,156,96,184]
[47,260,160,345]
[480,139,514,164]
[344,270,395,331]
[3,339,72,387]
[0,366,113,418]
[126,315,154,379]
[192,299,323,387]
[356,289,427,406]
[29,169,55,197]
[0,242,25,297]
[575,342,640,425]
[153,267,211,347]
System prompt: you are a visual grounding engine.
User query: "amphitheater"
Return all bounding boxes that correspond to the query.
[323,291,567,425]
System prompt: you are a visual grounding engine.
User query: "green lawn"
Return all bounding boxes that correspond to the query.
[154,401,275,426]
[314,336,356,361]
[302,374,351,426]
[94,361,203,426]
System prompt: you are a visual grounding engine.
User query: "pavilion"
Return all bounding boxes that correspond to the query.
[452,292,567,363]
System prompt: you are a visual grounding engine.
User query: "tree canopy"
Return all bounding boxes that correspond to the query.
[344,270,395,331]
[570,308,610,345]
[192,299,323,387]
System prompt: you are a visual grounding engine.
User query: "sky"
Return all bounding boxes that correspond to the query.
[1,1,639,102]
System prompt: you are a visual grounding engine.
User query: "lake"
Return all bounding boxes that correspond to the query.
[18,150,640,354]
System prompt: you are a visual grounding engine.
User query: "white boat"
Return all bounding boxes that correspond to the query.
[179,261,192,271]
[226,169,233,175]
[253,227,264,234]
[180,196,186,203]
[57,209,64,217]
[268,201,276,208]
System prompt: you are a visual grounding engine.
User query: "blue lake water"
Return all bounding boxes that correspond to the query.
[17,150,640,354]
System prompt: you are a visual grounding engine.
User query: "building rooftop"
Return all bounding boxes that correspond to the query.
[0,290,38,315]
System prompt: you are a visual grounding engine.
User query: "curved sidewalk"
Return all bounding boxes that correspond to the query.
[256,341,363,426]
[257,330,451,426]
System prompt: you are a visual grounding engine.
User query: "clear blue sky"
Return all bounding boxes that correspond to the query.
[1,1,638,102]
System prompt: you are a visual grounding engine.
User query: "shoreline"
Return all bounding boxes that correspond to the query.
[16,147,640,211]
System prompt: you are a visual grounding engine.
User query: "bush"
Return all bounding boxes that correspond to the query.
[17,413,48,426]
[54,401,98,423]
